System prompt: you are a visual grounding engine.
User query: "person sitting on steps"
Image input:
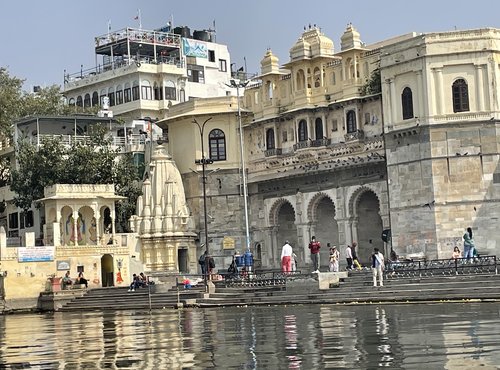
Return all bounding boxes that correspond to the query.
[62,271,72,289]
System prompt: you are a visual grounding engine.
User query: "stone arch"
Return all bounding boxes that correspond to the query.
[269,198,295,226]
[269,198,297,260]
[307,192,338,268]
[307,192,335,223]
[347,185,382,218]
[348,186,384,264]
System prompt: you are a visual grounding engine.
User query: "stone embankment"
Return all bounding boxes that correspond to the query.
[50,270,500,312]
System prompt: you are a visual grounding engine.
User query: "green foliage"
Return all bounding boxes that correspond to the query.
[361,68,382,95]
[11,138,67,211]
[10,126,142,231]
[113,153,143,232]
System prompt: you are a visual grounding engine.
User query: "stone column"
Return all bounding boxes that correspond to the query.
[434,68,444,115]
[72,211,79,246]
[383,79,392,124]
[269,227,278,268]
[416,70,424,118]
[337,219,353,246]
[296,222,310,267]
[389,78,397,122]
[475,65,485,111]
[351,219,359,244]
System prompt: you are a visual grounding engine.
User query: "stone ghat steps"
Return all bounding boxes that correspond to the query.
[59,287,202,311]
[197,273,500,307]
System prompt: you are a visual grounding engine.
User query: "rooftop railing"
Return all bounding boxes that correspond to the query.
[95,28,181,48]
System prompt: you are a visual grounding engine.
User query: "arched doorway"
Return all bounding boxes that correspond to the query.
[101,254,114,287]
[178,248,188,273]
[275,201,297,266]
[309,195,338,269]
[355,190,383,264]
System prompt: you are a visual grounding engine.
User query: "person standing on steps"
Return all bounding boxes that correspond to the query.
[329,244,340,272]
[309,236,321,273]
[371,248,385,287]
[463,227,475,260]
[345,245,353,270]
[352,242,362,270]
[281,240,293,273]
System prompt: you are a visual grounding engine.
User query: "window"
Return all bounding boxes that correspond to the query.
[141,80,152,100]
[219,59,227,72]
[165,81,176,100]
[20,211,33,229]
[76,96,83,107]
[332,72,336,85]
[124,88,131,103]
[108,92,115,107]
[266,129,275,150]
[153,84,162,100]
[92,91,99,106]
[116,90,123,105]
[452,79,470,113]
[208,50,215,62]
[8,212,18,230]
[187,64,205,83]
[132,81,140,101]
[401,87,414,119]
[314,118,323,140]
[346,110,357,133]
[209,129,226,161]
[282,130,288,142]
[84,94,91,108]
[298,120,308,142]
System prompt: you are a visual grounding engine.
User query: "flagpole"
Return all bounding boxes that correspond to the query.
[137,8,142,29]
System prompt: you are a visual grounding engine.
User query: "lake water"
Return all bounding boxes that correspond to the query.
[1,302,500,369]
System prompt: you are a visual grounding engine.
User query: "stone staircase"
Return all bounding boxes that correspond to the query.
[59,285,204,311]
[58,270,500,311]
[196,270,500,307]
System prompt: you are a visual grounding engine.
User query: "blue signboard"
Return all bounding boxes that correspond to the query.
[183,38,208,58]
[18,247,55,262]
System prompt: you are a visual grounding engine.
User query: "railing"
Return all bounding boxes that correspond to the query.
[221,270,302,288]
[385,256,498,278]
[344,130,364,142]
[95,27,181,48]
[65,55,183,84]
[264,148,282,157]
[27,133,166,149]
[293,140,312,150]
[311,138,331,147]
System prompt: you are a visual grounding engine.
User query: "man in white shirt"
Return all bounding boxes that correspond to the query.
[345,245,353,270]
[281,241,293,273]
[371,248,385,287]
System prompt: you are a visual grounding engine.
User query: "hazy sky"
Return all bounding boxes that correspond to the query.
[2,0,500,90]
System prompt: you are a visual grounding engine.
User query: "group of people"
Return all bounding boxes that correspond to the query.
[280,236,383,281]
[198,251,216,276]
[128,272,151,292]
[280,241,298,273]
[62,271,88,289]
[452,227,478,260]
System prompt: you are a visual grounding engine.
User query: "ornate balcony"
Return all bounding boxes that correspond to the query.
[311,138,331,147]
[293,140,312,150]
[264,148,282,157]
[344,130,364,142]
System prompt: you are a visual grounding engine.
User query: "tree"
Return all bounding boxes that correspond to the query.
[113,153,143,232]
[10,125,142,230]
[361,68,381,96]
[0,67,24,136]
[10,137,67,211]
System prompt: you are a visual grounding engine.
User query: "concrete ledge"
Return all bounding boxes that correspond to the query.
[286,276,319,293]
[318,272,343,290]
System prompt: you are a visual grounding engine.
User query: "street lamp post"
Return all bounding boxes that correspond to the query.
[193,117,213,286]
[228,79,251,253]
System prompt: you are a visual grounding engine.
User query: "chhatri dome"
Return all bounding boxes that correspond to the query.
[289,25,335,62]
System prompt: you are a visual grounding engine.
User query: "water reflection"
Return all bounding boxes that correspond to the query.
[1,303,500,368]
